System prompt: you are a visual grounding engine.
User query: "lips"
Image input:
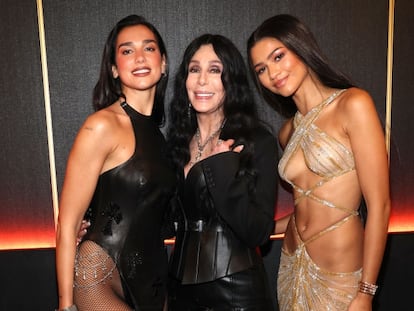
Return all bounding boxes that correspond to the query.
[274,76,287,89]
[132,67,151,75]
[194,91,214,99]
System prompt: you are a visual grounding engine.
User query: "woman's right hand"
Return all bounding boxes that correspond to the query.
[212,138,244,155]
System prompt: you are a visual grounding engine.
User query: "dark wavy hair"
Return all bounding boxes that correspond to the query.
[92,15,168,126]
[167,34,260,177]
[247,14,354,118]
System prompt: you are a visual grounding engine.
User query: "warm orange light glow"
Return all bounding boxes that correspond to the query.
[1,203,412,250]
[0,229,56,250]
[388,212,414,233]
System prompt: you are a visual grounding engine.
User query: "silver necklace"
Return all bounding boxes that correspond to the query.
[192,119,226,164]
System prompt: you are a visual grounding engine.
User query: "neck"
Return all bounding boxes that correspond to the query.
[121,88,156,116]
[293,83,336,115]
[196,113,226,140]
[190,117,226,165]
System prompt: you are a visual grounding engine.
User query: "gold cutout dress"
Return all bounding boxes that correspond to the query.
[277,90,362,311]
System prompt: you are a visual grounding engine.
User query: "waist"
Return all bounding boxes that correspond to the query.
[186,220,224,232]
[170,227,262,284]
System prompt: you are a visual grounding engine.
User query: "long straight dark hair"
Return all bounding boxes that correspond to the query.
[92,15,169,126]
[167,34,260,177]
[247,14,354,118]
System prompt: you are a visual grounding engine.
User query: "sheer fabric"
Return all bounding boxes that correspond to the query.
[74,240,132,311]
[277,216,362,311]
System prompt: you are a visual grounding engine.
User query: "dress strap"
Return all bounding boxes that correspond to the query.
[292,179,359,215]
[278,89,347,181]
[293,213,356,246]
[120,101,152,121]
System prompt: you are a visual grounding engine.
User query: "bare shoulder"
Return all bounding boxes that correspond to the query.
[83,108,116,131]
[337,87,376,116]
[71,106,126,157]
[336,87,381,134]
[81,105,124,138]
[278,117,294,149]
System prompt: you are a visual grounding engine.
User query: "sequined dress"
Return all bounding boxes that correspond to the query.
[74,102,176,310]
[277,90,362,311]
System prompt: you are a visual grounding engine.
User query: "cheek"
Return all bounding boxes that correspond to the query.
[213,77,224,91]
[216,82,225,94]
[114,57,129,71]
[285,56,301,71]
[185,78,194,98]
[151,55,163,69]
[185,77,192,90]
[216,87,226,104]
[258,74,271,89]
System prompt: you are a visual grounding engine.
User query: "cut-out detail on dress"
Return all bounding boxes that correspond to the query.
[279,89,354,181]
[278,89,358,215]
[277,90,362,310]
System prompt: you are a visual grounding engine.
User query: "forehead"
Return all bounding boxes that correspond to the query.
[191,44,220,62]
[116,24,157,44]
[250,37,284,60]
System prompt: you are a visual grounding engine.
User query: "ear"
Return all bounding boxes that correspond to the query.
[161,55,167,75]
[112,65,119,79]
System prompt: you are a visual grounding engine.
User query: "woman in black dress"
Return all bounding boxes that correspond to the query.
[56,15,175,311]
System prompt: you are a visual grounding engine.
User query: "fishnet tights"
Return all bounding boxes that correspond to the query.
[74,240,133,311]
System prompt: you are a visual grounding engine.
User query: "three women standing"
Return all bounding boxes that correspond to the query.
[59,12,390,311]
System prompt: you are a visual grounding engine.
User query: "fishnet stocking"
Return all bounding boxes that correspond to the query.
[74,240,133,311]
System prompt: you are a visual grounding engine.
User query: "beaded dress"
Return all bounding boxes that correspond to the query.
[73,102,176,310]
[277,90,362,311]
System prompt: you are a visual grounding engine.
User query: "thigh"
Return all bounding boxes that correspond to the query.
[74,240,132,311]
[168,264,273,311]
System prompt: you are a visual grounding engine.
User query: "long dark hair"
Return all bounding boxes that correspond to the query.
[167,34,260,177]
[92,15,168,125]
[247,14,354,118]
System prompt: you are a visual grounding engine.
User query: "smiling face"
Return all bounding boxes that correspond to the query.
[112,24,166,95]
[186,44,225,116]
[250,37,309,97]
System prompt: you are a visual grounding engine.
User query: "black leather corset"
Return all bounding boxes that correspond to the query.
[169,159,261,284]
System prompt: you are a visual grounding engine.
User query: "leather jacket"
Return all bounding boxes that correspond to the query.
[169,126,278,284]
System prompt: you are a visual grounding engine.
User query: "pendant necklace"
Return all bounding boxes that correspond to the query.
[192,118,226,164]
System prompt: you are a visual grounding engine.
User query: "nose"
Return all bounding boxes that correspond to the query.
[135,50,145,63]
[197,71,208,86]
[268,63,279,80]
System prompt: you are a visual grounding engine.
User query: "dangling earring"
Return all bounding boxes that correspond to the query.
[187,103,192,120]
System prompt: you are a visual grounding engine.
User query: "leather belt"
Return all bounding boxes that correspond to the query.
[187,220,224,232]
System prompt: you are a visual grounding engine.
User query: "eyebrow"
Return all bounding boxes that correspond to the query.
[189,59,222,66]
[118,39,157,49]
[253,47,282,69]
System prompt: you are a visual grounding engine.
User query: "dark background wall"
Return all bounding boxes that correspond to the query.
[0,0,413,310]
